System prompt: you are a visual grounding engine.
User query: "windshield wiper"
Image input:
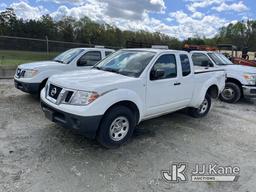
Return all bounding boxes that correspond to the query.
[53,59,64,63]
[217,63,232,65]
[93,66,102,70]
[103,68,120,74]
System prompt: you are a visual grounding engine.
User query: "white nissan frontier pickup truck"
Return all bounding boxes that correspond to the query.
[14,47,114,95]
[40,48,226,148]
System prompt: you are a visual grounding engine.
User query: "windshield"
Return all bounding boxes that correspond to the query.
[208,52,233,65]
[217,53,233,64]
[94,50,156,78]
[53,48,84,64]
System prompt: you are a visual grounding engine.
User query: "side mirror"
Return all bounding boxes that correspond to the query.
[202,60,211,67]
[77,59,87,66]
[151,68,165,80]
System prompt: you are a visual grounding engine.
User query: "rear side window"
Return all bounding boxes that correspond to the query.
[180,54,191,76]
[150,54,177,80]
[192,53,213,67]
[78,51,102,66]
[105,51,113,56]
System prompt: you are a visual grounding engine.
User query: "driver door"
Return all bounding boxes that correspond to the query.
[145,54,182,116]
[76,51,102,69]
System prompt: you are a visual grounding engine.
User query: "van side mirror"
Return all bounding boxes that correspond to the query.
[151,68,165,80]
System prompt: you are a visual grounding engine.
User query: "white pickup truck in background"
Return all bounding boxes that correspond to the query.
[14,47,114,94]
[191,51,256,103]
[40,48,226,148]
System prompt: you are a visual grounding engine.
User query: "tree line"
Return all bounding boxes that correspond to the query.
[0,8,256,51]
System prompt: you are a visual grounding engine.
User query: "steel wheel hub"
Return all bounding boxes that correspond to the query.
[222,88,235,100]
[109,116,129,141]
[198,98,209,114]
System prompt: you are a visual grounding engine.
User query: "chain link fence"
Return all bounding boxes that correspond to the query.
[0,35,121,68]
[0,35,121,52]
[0,35,122,78]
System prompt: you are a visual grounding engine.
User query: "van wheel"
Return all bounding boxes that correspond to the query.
[189,94,211,118]
[97,106,136,148]
[219,82,241,103]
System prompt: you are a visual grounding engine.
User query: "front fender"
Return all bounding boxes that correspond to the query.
[227,72,246,85]
[86,88,144,120]
[33,70,63,83]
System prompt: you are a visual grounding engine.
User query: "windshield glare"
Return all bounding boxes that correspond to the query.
[53,48,84,64]
[208,53,233,65]
[217,53,233,64]
[94,50,156,78]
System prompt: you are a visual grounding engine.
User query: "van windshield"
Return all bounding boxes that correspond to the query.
[93,50,156,78]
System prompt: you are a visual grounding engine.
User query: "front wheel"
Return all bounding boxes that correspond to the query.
[219,82,241,103]
[189,94,212,118]
[97,106,136,148]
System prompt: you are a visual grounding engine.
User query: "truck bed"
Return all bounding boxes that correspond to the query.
[194,66,225,74]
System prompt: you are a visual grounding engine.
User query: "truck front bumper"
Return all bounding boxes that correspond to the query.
[243,85,256,99]
[14,79,40,94]
[41,100,102,139]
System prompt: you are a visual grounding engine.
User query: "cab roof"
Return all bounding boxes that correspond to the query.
[121,48,189,54]
[190,50,219,54]
[75,47,115,51]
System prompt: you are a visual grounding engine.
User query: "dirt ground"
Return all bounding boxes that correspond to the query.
[0,79,256,192]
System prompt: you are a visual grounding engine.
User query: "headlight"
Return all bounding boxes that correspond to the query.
[243,73,256,85]
[23,69,38,78]
[70,91,99,105]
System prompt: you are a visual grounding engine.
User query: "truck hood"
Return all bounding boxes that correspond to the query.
[48,69,137,92]
[18,61,64,70]
[222,64,256,74]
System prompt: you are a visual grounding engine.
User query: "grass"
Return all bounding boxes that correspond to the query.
[0,50,59,69]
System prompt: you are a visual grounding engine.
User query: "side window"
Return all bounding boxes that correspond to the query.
[150,54,177,81]
[105,51,113,56]
[180,54,191,76]
[77,51,102,66]
[192,53,214,67]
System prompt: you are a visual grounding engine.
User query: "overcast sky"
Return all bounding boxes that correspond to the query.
[0,0,254,39]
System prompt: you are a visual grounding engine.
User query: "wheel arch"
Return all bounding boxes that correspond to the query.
[226,77,243,93]
[102,100,140,125]
[40,78,48,90]
[206,84,219,99]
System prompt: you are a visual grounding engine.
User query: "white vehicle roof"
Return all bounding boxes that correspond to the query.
[190,50,218,54]
[72,47,115,52]
[121,48,189,54]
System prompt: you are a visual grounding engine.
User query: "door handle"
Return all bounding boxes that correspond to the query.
[174,82,181,86]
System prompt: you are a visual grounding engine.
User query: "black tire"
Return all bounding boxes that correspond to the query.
[219,82,241,103]
[189,94,212,118]
[37,79,48,98]
[97,105,136,148]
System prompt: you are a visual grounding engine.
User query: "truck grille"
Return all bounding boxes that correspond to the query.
[65,91,74,102]
[47,84,74,104]
[16,68,25,78]
[48,84,62,100]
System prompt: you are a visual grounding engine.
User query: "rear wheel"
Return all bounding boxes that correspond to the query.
[219,82,241,103]
[189,94,211,118]
[97,106,136,148]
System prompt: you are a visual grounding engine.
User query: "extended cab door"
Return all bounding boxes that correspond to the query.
[145,53,184,116]
[176,54,194,104]
[76,51,102,68]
